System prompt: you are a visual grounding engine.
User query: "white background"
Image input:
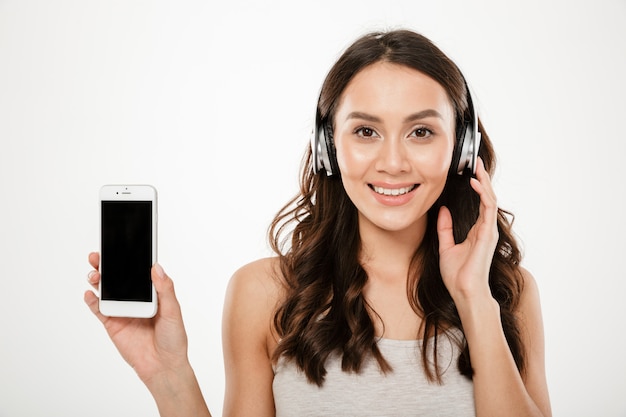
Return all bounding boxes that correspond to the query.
[1,0,625,416]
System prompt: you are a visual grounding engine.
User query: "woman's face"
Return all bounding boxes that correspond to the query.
[332,61,456,234]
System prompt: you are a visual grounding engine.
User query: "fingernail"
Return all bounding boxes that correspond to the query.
[154,263,165,279]
[87,271,96,282]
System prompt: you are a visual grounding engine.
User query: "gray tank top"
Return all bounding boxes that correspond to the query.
[273,332,475,417]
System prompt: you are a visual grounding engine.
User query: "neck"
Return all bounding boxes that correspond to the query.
[358,214,427,340]
[358,214,427,282]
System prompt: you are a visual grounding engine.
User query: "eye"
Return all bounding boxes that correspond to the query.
[354,126,379,139]
[411,127,433,139]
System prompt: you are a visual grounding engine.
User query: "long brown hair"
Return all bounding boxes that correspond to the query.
[269,29,525,385]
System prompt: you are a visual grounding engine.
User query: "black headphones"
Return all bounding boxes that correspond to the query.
[311,82,482,177]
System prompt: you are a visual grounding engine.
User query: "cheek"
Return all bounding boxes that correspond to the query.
[437,149,454,177]
[418,143,455,179]
[335,142,370,178]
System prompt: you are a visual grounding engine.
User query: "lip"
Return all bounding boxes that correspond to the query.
[368,182,419,206]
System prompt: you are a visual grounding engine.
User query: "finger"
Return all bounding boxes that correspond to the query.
[472,158,497,203]
[151,263,183,321]
[84,289,108,325]
[470,177,497,217]
[87,270,100,290]
[437,206,456,253]
[471,161,497,216]
[88,252,100,270]
[469,178,500,248]
[471,178,498,239]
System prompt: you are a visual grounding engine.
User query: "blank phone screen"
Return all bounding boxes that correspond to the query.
[101,200,152,302]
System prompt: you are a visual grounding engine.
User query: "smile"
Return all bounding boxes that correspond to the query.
[370,184,418,196]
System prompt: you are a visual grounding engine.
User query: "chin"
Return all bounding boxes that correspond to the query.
[359,210,428,235]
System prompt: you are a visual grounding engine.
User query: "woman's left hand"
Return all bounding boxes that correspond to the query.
[436,157,499,304]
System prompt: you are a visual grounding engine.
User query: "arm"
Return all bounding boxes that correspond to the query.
[85,253,212,417]
[454,269,551,417]
[437,159,551,417]
[221,258,281,417]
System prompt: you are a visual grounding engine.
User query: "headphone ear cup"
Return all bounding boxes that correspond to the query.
[322,123,340,176]
[454,122,481,176]
[455,123,474,175]
[312,114,339,176]
[451,123,467,176]
[312,119,324,174]
[454,83,481,176]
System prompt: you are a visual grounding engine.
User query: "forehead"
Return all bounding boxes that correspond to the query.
[335,62,454,122]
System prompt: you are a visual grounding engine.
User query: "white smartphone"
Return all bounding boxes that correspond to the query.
[99,184,158,318]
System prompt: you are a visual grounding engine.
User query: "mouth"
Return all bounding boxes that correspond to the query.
[369,184,419,196]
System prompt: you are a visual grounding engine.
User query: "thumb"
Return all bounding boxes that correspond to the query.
[151,263,183,320]
[437,206,455,254]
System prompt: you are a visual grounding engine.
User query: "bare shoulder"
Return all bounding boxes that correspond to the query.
[225,257,285,310]
[515,266,545,335]
[222,257,285,351]
[517,266,542,314]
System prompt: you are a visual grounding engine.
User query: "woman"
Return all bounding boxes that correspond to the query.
[85,29,551,416]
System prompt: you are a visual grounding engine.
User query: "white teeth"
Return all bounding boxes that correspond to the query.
[372,185,416,196]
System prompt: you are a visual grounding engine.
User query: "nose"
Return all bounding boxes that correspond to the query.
[375,137,410,174]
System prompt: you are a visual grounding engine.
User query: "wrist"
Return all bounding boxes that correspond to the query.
[454,294,502,338]
[449,284,496,311]
[452,289,499,321]
[145,362,211,417]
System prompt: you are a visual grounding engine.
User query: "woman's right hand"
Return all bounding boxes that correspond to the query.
[84,252,190,385]
[85,253,212,416]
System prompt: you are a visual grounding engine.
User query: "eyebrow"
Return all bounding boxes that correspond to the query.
[345,109,444,123]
